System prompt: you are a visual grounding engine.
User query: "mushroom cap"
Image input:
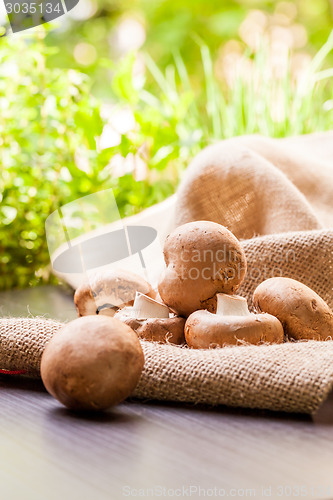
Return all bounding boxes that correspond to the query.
[115,308,185,345]
[40,316,144,411]
[74,269,156,317]
[253,277,333,341]
[185,310,284,349]
[158,221,247,317]
[185,311,284,349]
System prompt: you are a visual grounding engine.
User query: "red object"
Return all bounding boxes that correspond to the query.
[0,369,26,375]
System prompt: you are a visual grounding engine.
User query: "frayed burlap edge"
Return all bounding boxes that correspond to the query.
[1,316,333,415]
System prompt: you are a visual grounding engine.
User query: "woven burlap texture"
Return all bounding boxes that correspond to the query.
[1,133,333,414]
[1,316,333,414]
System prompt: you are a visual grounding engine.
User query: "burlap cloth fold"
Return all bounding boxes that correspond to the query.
[1,133,333,414]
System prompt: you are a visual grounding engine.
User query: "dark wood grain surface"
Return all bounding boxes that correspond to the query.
[1,286,333,500]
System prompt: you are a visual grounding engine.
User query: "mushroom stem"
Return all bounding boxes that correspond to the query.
[133,292,169,319]
[216,294,250,317]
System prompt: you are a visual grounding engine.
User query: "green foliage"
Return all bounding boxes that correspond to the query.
[0,28,333,289]
[44,0,333,88]
[0,33,101,287]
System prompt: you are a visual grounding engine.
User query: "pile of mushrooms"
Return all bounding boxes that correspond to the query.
[157,220,284,348]
[42,220,333,412]
[73,220,333,350]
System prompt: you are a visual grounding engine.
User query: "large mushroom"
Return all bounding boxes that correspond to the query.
[185,293,284,349]
[253,277,333,341]
[158,221,247,317]
[74,269,156,318]
[115,292,186,345]
[41,316,144,411]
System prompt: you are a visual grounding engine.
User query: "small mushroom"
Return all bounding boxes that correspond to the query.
[74,269,156,318]
[40,316,144,411]
[253,277,333,341]
[185,293,284,349]
[115,292,186,345]
[158,221,247,317]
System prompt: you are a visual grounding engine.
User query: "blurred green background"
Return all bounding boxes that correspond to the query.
[0,0,333,289]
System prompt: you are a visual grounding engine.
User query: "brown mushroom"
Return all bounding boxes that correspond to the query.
[158,221,247,317]
[185,293,284,349]
[253,277,333,341]
[115,292,186,345]
[74,269,156,317]
[40,316,144,411]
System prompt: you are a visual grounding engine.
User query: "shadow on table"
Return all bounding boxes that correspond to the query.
[50,406,139,424]
[1,374,332,425]
[129,397,312,423]
[0,374,45,392]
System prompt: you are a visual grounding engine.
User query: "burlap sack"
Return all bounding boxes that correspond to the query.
[1,132,333,414]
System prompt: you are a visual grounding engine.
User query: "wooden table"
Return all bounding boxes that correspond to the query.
[1,286,333,500]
